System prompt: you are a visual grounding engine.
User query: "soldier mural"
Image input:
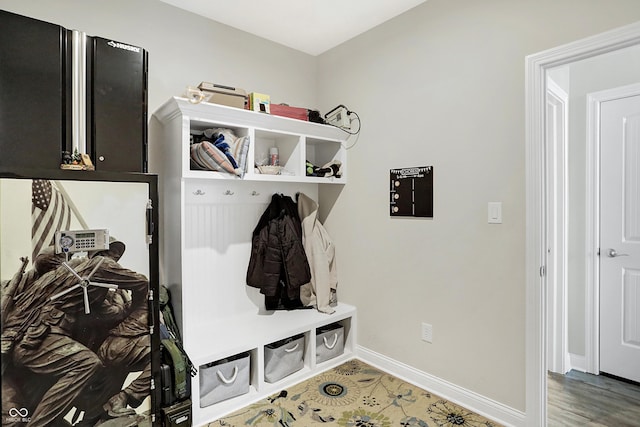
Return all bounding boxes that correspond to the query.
[1,179,155,427]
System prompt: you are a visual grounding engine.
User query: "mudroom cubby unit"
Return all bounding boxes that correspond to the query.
[151,98,356,425]
[152,97,347,183]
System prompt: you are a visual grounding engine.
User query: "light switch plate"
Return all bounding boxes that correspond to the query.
[421,322,433,343]
[488,202,502,224]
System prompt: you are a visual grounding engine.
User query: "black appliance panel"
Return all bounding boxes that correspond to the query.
[0,10,72,169]
[88,36,148,173]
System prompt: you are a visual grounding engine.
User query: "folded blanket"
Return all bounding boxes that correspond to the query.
[190,128,251,177]
[190,140,238,175]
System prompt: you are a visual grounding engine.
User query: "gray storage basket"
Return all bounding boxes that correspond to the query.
[199,352,250,407]
[315,323,344,363]
[264,334,305,383]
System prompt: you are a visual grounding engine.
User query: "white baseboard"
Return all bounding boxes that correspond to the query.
[568,353,587,373]
[356,346,526,427]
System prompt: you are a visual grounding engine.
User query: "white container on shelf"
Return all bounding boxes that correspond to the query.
[199,352,250,407]
[264,334,305,383]
[316,322,345,364]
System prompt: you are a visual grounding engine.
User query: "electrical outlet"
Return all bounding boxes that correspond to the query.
[421,322,433,343]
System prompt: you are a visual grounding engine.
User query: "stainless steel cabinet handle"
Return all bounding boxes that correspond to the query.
[607,248,629,257]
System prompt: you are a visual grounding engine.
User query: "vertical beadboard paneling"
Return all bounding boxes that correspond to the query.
[182,180,319,326]
[184,201,265,319]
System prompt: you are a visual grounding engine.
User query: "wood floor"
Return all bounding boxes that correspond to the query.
[547,370,640,426]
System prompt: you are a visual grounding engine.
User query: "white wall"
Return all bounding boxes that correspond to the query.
[316,0,640,411]
[3,0,640,416]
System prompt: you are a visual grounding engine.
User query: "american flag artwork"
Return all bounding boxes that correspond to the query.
[31,179,71,260]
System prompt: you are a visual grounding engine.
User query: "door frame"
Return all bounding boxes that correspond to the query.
[586,83,640,376]
[525,21,640,426]
[545,78,569,376]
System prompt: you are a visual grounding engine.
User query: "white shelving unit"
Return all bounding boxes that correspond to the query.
[154,97,347,183]
[151,97,356,426]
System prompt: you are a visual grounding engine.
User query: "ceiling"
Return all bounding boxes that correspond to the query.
[158,0,428,56]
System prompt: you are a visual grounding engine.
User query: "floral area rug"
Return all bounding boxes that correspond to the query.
[208,359,502,427]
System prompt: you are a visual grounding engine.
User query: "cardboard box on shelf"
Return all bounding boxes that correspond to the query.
[197,82,247,109]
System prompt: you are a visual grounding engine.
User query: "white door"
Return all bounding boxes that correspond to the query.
[599,93,640,383]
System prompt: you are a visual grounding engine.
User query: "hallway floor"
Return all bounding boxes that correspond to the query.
[548,370,640,426]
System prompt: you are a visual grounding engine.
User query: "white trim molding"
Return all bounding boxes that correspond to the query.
[357,346,526,427]
[545,78,569,376]
[525,20,640,427]
[585,88,601,377]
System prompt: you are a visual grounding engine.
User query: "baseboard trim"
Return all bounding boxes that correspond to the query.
[569,353,587,373]
[356,346,526,427]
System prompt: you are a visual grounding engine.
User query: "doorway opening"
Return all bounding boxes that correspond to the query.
[525,21,640,426]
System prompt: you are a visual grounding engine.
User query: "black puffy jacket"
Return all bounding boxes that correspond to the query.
[246,194,311,300]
